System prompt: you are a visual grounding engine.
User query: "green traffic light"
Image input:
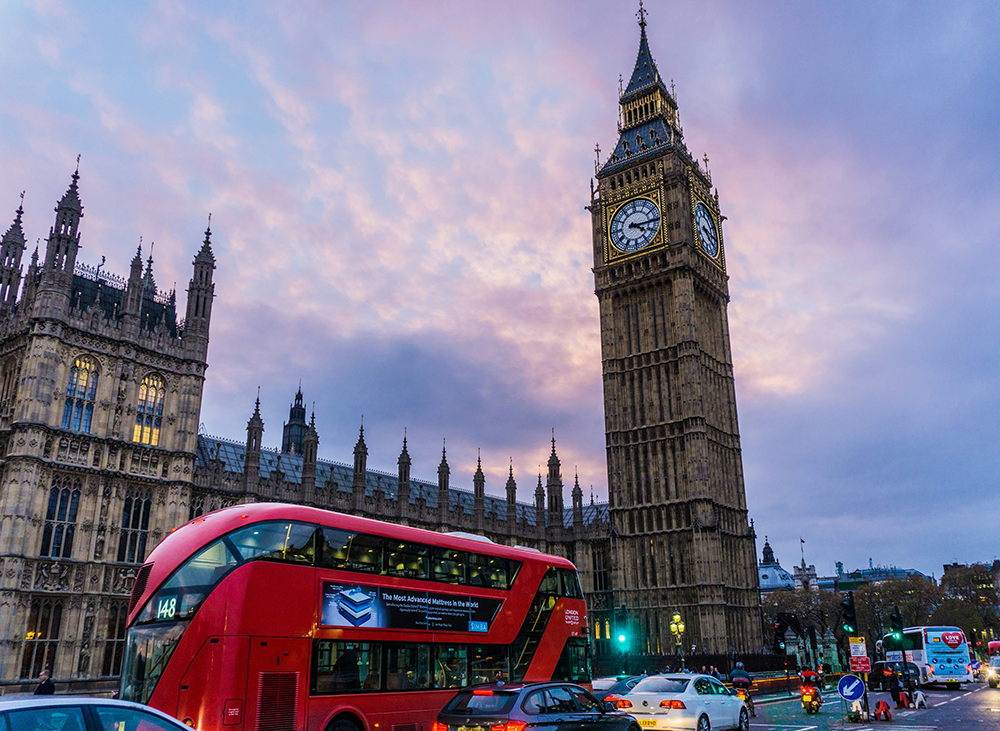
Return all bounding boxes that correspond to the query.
[618,633,626,643]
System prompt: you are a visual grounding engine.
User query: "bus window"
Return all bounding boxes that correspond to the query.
[136,539,239,623]
[470,644,508,684]
[538,568,560,596]
[434,645,468,688]
[346,532,383,573]
[553,637,591,683]
[386,644,432,690]
[558,568,584,599]
[386,541,429,580]
[228,521,316,564]
[468,554,508,590]
[432,548,466,584]
[311,640,381,694]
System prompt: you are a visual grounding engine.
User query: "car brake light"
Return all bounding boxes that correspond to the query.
[432,724,448,731]
[491,723,526,731]
[615,699,632,709]
[473,690,494,696]
[659,700,685,709]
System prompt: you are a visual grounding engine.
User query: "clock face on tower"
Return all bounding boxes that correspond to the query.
[694,202,719,257]
[609,197,661,253]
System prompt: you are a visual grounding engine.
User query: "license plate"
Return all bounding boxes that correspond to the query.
[457,726,484,731]
[638,720,657,728]
[802,695,812,702]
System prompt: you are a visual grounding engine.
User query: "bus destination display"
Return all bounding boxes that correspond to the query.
[321,581,503,633]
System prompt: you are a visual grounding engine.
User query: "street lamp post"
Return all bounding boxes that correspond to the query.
[669,611,685,669]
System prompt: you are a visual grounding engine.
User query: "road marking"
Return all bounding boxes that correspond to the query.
[933,701,948,706]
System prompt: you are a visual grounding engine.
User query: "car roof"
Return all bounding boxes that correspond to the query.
[0,696,186,725]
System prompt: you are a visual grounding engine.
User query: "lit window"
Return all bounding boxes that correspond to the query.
[20,599,63,679]
[132,374,165,446]
[61,356,98,433]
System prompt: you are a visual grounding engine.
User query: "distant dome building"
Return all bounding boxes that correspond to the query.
[758,537,795,593]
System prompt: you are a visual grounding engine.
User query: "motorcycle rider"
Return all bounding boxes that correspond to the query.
[729,662,755,717]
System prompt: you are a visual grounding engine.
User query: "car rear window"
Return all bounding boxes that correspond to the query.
[592,678,616,691]
[632,677,689,694]
[443,690,519,714]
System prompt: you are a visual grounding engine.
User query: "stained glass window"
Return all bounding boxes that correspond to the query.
[61,356,98,433]
[132,375,164,446]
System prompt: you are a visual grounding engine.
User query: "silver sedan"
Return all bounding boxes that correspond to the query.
[611,674,749,731]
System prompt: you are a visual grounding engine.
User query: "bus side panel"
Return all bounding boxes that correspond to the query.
[178,637,250,730]
[246,637,312,731]
[523,598,581,681]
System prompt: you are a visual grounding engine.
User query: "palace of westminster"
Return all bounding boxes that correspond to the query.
[0,13,762,691]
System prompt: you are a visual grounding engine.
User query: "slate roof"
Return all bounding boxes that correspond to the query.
[196,434,610,531]
[621,24,668,104]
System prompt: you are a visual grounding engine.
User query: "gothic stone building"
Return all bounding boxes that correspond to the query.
[0,171,217,691]
[0,172,612,692]
[588,12,763,654]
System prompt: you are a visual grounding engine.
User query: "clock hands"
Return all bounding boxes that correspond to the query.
[628,216,660,230]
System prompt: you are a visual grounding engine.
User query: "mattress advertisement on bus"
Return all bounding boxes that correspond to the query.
[320,581,504,633]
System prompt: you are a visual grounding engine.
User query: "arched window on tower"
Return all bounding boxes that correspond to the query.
[132,374,165,446]
[62,356,98,433]
[40,477,81,558]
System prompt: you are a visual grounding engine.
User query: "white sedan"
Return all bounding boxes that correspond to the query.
[612,674,749,731]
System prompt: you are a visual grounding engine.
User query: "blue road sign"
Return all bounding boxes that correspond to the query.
[838,674,866,702]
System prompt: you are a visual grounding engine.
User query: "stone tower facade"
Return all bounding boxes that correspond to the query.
[0,169,215,690]
[588,12,762,654]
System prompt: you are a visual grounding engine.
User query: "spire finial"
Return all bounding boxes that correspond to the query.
[442,437,446,458]
[636,0,647,29]
[75,154,81,174]
[17,190,24,217]
[403,426,407,448]
[509,457,514,477]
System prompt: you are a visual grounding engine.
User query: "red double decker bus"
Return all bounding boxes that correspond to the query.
[120,503,590,731]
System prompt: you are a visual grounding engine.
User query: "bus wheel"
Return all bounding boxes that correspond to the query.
[328,718,362,731]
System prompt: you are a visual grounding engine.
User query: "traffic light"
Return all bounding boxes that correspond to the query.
[840,591,857,634]
[889,606,904,642]
[615,607,628,650]
[773,617,787,654]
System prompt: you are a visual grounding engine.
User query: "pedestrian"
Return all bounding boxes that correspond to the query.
[886,663,901,708]
[34,669,54,695]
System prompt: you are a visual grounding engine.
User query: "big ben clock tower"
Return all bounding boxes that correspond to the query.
[589,6,762,654]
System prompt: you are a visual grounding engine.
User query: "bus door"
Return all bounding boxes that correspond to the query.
[246,637,311,731]
[178,636,251,729]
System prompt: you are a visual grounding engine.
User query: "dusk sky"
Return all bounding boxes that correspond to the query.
[2,1,998,579]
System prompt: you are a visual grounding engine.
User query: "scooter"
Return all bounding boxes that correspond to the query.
[800,682,823,714]
[734,686,755,717]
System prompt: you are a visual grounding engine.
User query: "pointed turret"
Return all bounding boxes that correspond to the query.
[397,430,411,519]
[0,198,27,309]
[352,422,368,511]
[546,432,564,525]
[599,4,683,176]
[534,471,546,531]
[437,439,450,524]
[473,449,485,532]
[39,164,84,314]
[572,470,584,530]
[302,410,319,504]
[21,246,40,306]
[505,459,518,535]
[183,220,216,359]
[243,393,264,493]
[282,384,308,455]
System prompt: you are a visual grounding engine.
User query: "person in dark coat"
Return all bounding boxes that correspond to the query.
[886,663,902,707]
[34,669,55,695]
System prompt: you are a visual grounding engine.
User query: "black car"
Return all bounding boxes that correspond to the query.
[591,676,642,701]
[869,661,922,691]
[437,682,640,731]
